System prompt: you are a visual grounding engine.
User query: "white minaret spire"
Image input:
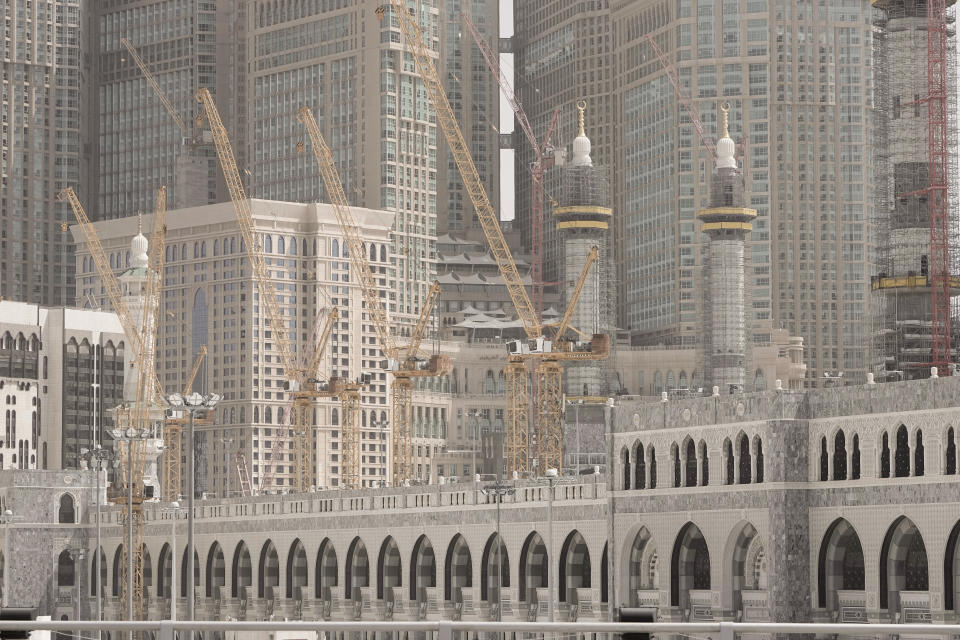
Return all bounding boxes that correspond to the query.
[716,102,736,170]
[570,100,593,167]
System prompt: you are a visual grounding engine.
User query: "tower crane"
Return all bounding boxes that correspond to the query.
[387,0,609,475]
[59,186,168,624]
[461,14,560,317]
[120,38,188,138]
[162,345,207,501]
[298,107,450,486]
[194,89,369,491]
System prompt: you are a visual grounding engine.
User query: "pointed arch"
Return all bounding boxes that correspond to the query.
[723,438,734,485]
[57,550,75,587]
[620,446,631,490]
[946,427,957,475]
[699,440,709,486]
[481,533,509,603]
[820,436,829,481]
[914,429,924,476]
[628,527,658,597]
[738,432,752,484]
[727,522,762,614]
[316,538,338,599]
[670,522,710,608]
[880,516,928,610]
[880,431,891,478]
[231,542,252,598]
[559,530,591,603]
[519,531,547,603]
[633,440,646,489]
[346,537,369,600]
[944,518,960,611]
[206,542,225,599]
[180,548,199,598]
[377,536,401,600]
[258,539,279,599]
[684,438,697,487]
[58,493,76,523]
[894,425,910,478]
[286,538,308,599]
[444,534,472,602]
[817,518,864,610]
[91,547,107,597]
[112,546,123,597]
[410,534,436,601]
[158,543,173,598]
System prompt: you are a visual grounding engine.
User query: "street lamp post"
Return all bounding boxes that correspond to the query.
[220,437,234,498]
[108,426,154,640]
[81,446,113,640]
[468,409,479,479]
[167,392,219,640]
[481,481,515,623]
[0,509,24,610]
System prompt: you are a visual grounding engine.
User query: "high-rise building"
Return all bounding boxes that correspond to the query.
[513,0,614,288]
[870,0,959,380]
[0,0,92,305]
[611,0,878,385]
[73,199,403,492]
[438,0,500,235]
[246,0,442,326]
[94,1,241,220]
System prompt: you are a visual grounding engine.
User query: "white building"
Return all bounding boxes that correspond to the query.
[73,199,408,493]
[0,301,126,471]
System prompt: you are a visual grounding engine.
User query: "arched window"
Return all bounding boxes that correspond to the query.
[633,442,645,489]
[264,407,272,424]
[653,371,663,395]
[201,241,206,257]
[684,440,697,487]
[331,239,339,257]
[332,408,339,426]
[880,432,891,478]
[380,245,387,262]
[947,428,957,475]
[738,434,751,484]
[193,242,200,259]
[264,235,273,253]
[57,550,75,587]
[648,446,657,489]
[277,236,285,254]
[914,429,924,476]
[671,443,681,488]
[214,239,219,256]
[754,437,764,483]
[894,425,910,477]
[370,244,377,262]
[288,237,296,255]
[851,434,861,480]
[833,431,847,480]
[484,370,496,395]
[724,439,734,485]
[699,441,709,486]
[277,407,285,425]
[621,448,631,490]
[820,437,829,481]
[58,494,76,523]
[254,407,259,423]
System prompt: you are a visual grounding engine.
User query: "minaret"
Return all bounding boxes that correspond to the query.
[554,100,616,397]
[119,215,150,403]
[698,104,756,393]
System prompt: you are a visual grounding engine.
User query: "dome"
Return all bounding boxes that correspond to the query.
[716,102,736,170]
[570,100,593,167]
[131,214,149,268]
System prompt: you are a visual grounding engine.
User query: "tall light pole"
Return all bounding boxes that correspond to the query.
[0,509,24,609]
[573,400,583,474]
[371,417,389,486]
[81,446,113,640]
[167,391,219,640]
[468,409,479,479]
[108,426,153,639]
[481,481,515,622]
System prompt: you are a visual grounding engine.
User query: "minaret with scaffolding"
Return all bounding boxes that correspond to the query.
[554,101,616,399]
[699,104,757,394]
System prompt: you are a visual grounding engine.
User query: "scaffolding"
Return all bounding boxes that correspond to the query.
[870,0,960,380]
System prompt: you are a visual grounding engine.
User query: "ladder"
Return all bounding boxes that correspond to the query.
[235,451,252,497]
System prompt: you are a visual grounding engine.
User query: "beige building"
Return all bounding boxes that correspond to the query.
[72,199,404,492]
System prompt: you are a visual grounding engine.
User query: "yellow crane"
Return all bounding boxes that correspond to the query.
[120,38,188,138]
[386,0,609,475]
[59,186,168,624]
[194,89,369,491]
[162,345,207,501]
[298,107,450,486]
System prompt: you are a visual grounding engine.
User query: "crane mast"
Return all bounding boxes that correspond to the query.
[299,107,449,486]
[389,0,607,475]
[163,345,207,502]
[120,38,188,138]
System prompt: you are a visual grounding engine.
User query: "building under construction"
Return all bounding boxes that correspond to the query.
[871,0,960,380]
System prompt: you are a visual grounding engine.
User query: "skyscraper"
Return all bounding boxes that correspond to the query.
[94,0,240,220]
[0,0,92,305]
[513,0,614,287]
[247,0,441,325]
[611,0,878,385]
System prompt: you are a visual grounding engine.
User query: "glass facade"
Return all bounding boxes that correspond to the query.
[0,0,85,305]
[613,0,875,383]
